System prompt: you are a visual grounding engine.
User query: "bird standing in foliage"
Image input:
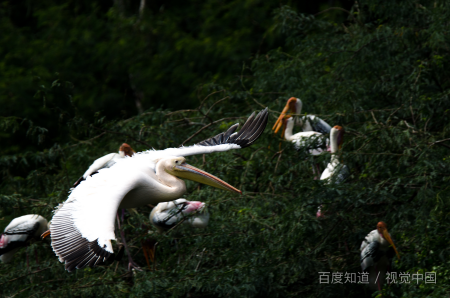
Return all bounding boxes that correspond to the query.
[273,97,331,179]
[49,108,268,272]
[272,97,332,136]
[0,214,48,265]
[73,143,136,187]
[360,222,400,291]
[317,125,349,217]
[142,198,209,269]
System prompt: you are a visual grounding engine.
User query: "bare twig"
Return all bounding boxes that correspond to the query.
[0,266,51,285]
[204,96,230,117]
[314,7,360,25]
[199,90,226,110]
[92,126,152,148]
[195,248,206,271]
[370,111,379,124]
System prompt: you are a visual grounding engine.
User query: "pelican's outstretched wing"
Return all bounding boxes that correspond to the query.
[50,162,156,272]
[138,108,268,161]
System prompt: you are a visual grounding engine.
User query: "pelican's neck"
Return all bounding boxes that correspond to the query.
[155,162,187,198]
[330,128,340,154]
[119,151,125,158]
[284,118,295,141]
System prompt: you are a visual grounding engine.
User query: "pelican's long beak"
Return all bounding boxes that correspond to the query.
[173,163,242,194]
[382,229,400,259]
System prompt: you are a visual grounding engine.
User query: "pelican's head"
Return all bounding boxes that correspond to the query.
[119,143,136,157]
[165,157,241,194]
[150,198,210,232]
[377,221,400,259]
[273,97,302,134]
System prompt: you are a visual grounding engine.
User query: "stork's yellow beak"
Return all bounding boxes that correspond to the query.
[173,163,241,194]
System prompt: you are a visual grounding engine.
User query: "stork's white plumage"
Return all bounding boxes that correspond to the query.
[150,198,209,233]
[283,117,329,155]
[50,108,268,271]
[0,214,48,263]
[320,125,349,183]
[73,143,136,187]
[360,222,400,291]
[316,125,349,217]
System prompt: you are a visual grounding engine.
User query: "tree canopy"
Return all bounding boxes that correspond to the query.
[1,0,449,297]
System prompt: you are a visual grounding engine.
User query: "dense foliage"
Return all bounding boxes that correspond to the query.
[1,0,449,297]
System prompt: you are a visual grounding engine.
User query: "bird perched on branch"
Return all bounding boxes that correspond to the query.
[316,125,349,217]
[150,198,209,233]
[273,97,331,179]
[320,125,349,183]
[273,97,332,136]
[73,143,136,187]
[142,198,210,269]
[49,108,268,272]
[360,222,400,291]
[0,214,48,265]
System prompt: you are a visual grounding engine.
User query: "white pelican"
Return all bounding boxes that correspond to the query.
[50,108,268,271]
[142,198,209,269]
[272,97,332,135]
[360,222,400,291]
[0,214,48,263]
[73,143,136,187]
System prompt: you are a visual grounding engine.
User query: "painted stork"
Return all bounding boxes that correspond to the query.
[0,214,48,264]
[282,116,329,155]
[142,198,209,269]
[273,98,332,179]
[150,198,209,232]
[319,125,348,183]
[316,125,349,217]
[360,222,400,291]
[73,143,136,187]
[272,97,331,135]
[49,108,268,272]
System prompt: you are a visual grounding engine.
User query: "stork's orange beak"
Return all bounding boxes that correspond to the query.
[272,97,298,134]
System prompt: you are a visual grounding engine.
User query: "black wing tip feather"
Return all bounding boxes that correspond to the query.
[73,176,84,187]
[51,211,113,272]
[196,107,268,148]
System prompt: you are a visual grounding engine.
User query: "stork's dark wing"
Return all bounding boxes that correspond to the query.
[360,241,382,271]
